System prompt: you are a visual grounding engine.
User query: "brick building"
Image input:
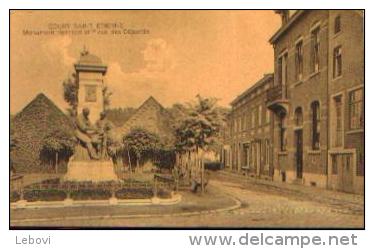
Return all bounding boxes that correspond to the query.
[222,74,274,179]
[327,10,364,193]
[267,10,364,193]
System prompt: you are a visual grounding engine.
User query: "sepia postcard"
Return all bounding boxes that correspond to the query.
[9,10,364,229]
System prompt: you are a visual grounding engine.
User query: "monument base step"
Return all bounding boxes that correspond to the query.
[63,160,119,182]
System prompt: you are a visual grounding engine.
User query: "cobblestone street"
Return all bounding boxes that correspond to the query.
[11,171,364,228]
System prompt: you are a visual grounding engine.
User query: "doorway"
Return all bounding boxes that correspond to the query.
[295,129,303,179]
[338,154,354,193]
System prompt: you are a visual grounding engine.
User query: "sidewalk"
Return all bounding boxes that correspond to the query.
[215,170,364,215]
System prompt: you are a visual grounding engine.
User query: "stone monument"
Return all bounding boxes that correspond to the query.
[63,49,118,182]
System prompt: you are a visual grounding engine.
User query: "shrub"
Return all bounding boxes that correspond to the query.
[70,189,112,200]
[157,188,172,199]
[23,189,67,202]
[115,188,153,199]
[10,191,20,203]
[204,162,222,171]
[41,178,60,184]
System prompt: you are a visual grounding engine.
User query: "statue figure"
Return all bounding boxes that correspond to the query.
[95,111,113,159]
[74,108,103,160]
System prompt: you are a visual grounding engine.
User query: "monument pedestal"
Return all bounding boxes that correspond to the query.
[63,160,119,182]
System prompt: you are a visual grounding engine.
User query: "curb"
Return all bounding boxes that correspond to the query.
[10,194,182,210]
[11,195,241,224]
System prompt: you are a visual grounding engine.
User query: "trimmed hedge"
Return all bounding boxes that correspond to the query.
[24,189,67,202]
[115,188,153,199]
[17,178,172,201]
[70,189,112,200]
[10,191,20,203]
[157,188,172,199]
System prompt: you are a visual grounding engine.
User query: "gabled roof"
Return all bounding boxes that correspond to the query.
[12,93,74,173]
[115,96,174,140]
[137,96,166,113]
[14,93,69,122]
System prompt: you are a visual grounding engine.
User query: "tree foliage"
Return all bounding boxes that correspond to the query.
[62,73,78,115]
[41,129,76,161]
[103,86,113,111]
[175,95,225,153]
[123,128,162,166]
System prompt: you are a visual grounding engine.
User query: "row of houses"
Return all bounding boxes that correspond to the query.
[221,10,364,194]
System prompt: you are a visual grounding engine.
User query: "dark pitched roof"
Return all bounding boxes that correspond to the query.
[115,96,174,141]
[12,93,74,173]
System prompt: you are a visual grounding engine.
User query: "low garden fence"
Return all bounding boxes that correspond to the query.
[10,178,176,203]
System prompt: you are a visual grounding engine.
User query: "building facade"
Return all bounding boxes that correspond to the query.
[326,10,364,193]
[222,74,274,179]
[267,10,364,193]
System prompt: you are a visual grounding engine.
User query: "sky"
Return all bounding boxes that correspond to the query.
[10,10,280,114]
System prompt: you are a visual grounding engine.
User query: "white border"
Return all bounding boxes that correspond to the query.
[2,2,371,249]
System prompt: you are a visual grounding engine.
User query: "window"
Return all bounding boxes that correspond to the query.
[258,105,262,126]
[349,88,363,130]
[264,139,270,172]
[243,144,250,167]
[333,95,343,147]
[251,110,255,128]
[357,147,364,176]
[279,115,287,151]
[333,46,342,78]
[332,155,338,175]
[310,27,320,73]
[294,107,303,126]
[277,53,288,86]
[334,16,341,34]
[295,40,303,81]
[266,109,271,124]
[247,112,251,129]
[311,101,320,150]
[277,57,283,85]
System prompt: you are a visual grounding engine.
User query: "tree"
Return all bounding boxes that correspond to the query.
[102,86,113,111]
[123,128,162,171]
[62,73,78,117]
[41,129,76,173]
[174,95,225,193]
[10,117,19,175]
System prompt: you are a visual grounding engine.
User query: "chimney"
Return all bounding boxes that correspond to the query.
[275,10,290,25]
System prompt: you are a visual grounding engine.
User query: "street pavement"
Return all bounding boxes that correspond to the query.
[11,171,364,228]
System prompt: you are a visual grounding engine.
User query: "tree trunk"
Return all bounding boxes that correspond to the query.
[127,149,132,178]
[55,152,59,174]
[136,157,140,171]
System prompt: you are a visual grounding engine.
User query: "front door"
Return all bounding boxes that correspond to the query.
[295,129,303,179]
[256,142,261,176]
[339,154,354,193]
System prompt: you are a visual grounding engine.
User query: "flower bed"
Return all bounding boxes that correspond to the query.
[13,178,174,202]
